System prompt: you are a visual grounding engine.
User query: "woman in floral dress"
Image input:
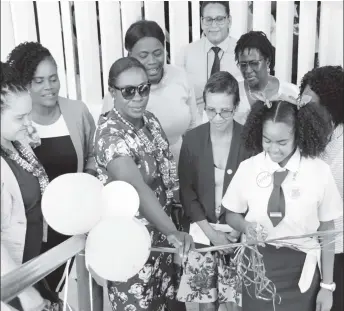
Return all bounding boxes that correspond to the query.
[93,57,194,311]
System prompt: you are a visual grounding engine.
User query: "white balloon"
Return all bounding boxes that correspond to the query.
[101,181,140,219]
[85,218,151,282]
[42,173,103,235]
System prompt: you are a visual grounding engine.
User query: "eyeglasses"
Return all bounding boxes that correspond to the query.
[202,16,228,26]
[113,83,151,100]
[237,59,264,72]
[205,108,234,119]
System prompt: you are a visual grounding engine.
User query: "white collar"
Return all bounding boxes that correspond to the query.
[204,35,232,53]
[265,148,301,174]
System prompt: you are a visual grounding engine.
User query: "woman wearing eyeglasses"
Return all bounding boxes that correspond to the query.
[177,72,251,311]
[102,20,199,165]
[233,31,299,125]
[94,57,194,311]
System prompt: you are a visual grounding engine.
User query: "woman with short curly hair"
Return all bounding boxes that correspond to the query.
[221,98,342,311]
[299,65,344,311]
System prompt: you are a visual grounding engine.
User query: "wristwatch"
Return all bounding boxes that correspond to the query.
[320,281,336,292]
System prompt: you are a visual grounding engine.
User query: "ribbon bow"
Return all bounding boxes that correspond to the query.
[250,91,298,108]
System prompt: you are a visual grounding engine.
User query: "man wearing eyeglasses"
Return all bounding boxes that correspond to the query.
[176,1,242,122]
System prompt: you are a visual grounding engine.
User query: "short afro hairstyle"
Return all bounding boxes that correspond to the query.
[300,65,344,126]
[235,31,275,73]
[241,100,332,158]
[7,41,56,86]
[203,71,239,109]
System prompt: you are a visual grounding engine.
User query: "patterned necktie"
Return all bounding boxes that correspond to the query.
[267,170,289,227]
[211,47,221,76]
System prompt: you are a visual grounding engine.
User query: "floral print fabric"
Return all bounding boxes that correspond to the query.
[177,251,242,307]
[94,110,179,310]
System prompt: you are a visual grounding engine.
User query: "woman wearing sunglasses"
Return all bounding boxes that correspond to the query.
[94,57,194,311]
[177,71,251,311]
[102,20,199,165]
[232,31,299,125]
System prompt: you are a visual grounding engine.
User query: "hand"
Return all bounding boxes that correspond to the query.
[208,230,236,254]
[18,287,47,311]
[167,231,194,260]
[244,222,267,242]
[316,288,333,311]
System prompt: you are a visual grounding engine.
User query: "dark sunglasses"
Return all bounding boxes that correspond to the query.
[113,83,151,100]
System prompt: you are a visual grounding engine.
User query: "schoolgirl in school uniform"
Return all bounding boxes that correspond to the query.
[222,98,343,311]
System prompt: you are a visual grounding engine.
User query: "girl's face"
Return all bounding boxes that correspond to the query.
[30,57,60,108]
[1,92,32,142]
[130,37,165,84]
[262,120,296,166]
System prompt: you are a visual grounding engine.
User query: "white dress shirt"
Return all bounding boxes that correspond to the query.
[176,35,242,107]
[222,148,343,292]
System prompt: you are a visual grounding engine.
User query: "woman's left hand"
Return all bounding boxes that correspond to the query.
[167,231,195,260]
[316,288,333,311]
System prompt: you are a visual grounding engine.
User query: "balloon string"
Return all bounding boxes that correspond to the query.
[89,271,93,311]
[62,259,72,311]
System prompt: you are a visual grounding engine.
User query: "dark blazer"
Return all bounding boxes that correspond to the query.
[179,121,251,224]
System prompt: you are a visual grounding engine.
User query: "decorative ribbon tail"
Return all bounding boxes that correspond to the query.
[62,259,72,311]
[43,218,48,242]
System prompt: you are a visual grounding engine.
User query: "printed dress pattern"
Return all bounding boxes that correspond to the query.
[94,110,179,311]
[177,251,241,306]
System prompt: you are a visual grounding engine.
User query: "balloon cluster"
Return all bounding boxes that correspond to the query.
[41,173,151,282]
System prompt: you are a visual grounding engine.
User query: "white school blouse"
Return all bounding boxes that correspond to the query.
[222,148,343,292]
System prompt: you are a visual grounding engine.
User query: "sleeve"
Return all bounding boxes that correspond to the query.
[1,182,20,276]
[94,128,132,169]
[82,102,97,171]
[318,165,343,222]
[185,78,200,130]
[178,137,206,222]
[221,161,249,214]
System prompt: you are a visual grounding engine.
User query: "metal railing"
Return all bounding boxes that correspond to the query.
[1,235,103,310]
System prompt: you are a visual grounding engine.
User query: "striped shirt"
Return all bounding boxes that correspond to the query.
[320,124,343,254]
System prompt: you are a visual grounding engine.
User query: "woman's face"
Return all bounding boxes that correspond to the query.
[237,48,270,88]
[111,67,150,122]
[130,37,165,84]
[262,120,295,166]
[205,92,236,131]
[30,57,60,108]
[1,92,32,142]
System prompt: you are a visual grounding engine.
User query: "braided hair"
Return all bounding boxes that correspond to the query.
[300,66,344,126]
[1,61,27,112]
[7,41,56,86]
[234,31,275,73]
